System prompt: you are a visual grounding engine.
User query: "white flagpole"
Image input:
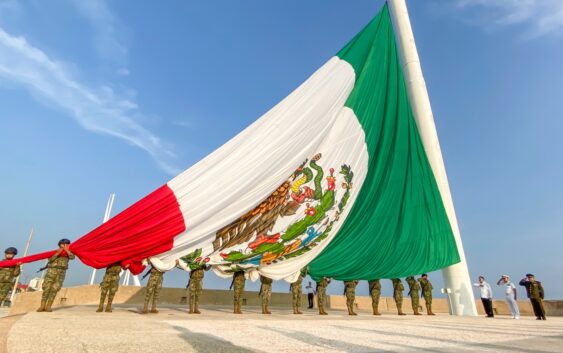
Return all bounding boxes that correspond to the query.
[89,193,115,285]
[9,227,34,303]
[387,0,477,316]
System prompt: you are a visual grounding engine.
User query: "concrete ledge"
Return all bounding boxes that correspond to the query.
[9,285,563,316]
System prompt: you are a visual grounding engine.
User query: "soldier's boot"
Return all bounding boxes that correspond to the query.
[193,303,201,314]
[398,308,406,316]
[413,307,422,315]
[319,307,328,315]
[45,297,55,312]
[236,303,243,314]
[295,306,303,315]
[37,300,47,312]
[150,302,159,314]
[263,304,271,314]
[96,293,106,312]
[372,308,381,316]
[141,300,149,314]
[233,303,237,314]
[426,304,435,316]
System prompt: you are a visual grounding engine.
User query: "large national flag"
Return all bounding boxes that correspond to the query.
[0,4,459,282]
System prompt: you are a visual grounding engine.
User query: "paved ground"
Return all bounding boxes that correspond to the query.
[1,305,562,353]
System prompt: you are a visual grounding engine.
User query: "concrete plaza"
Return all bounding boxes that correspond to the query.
[1,305,562,353]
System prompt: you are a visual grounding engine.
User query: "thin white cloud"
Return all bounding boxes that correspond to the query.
[70,0,129,67]
[172,120,196,129]
[450,0,563,39]
[0,26,180,175]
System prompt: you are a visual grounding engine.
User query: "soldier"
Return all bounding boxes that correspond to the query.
[406,276,422,315]
[142,265,163,314]
[368,279,381,315]
[519,274,546,320]
[0,247,21,304]
[392,278,406,315]
[343,280,359,316]
[290,268,306,315]
[231,270,245,314]
[187,261,210,314]
[97,262,127,313]
[316,276,331,315]
[418,273,435,315]
[37,239,75,312]
[259,275,273,314]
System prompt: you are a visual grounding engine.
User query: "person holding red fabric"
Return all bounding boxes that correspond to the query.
[37,239,75,312]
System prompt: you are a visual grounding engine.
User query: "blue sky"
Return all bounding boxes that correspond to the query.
[0,0,561,300]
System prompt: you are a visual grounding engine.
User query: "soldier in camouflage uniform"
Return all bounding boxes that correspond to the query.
[344,280,359,316]
[38,239,75,312]
[368,279,381,315]
[290,267,307,315]
[188,262,210,314]
[316,276,331,315]
[418,273,435,315]
[143,266,164,314]
[406,276,422,315]
[259,275,273,314]
[392,278,406,315]
[97,262,125,313]
[231,270,246,314]
[0,247,21,304]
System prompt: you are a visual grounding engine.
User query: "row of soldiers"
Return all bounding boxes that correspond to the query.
[1,242,434,316]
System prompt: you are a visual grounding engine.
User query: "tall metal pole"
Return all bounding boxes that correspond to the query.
[89,193,115,285]
[9,227,34,303]
[387,0,477,316]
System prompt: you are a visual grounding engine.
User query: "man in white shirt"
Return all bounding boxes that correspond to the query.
[473,276,494,317]
[305,281,314,309]
[497,275,520,319]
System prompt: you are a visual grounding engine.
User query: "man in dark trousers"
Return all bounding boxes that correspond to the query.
[519,274,546,320]
[473,276,494,317]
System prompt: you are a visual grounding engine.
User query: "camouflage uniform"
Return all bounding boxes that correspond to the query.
[290,274,303,314]
[368,279,381,315]
[316,277,330,315]
[259,275,273,314]
[344,280,358,315]
[0,262,20,303]
[392,278,406,315]
[419,277,435,315]
[97,263,122,312]
[39,251,75,312]
[406,276,421,315]
[188,265,209,314]
[232,270,245,314]
[143,267,164,313]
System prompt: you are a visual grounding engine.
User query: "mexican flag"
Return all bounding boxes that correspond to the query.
[0,4,459,282]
